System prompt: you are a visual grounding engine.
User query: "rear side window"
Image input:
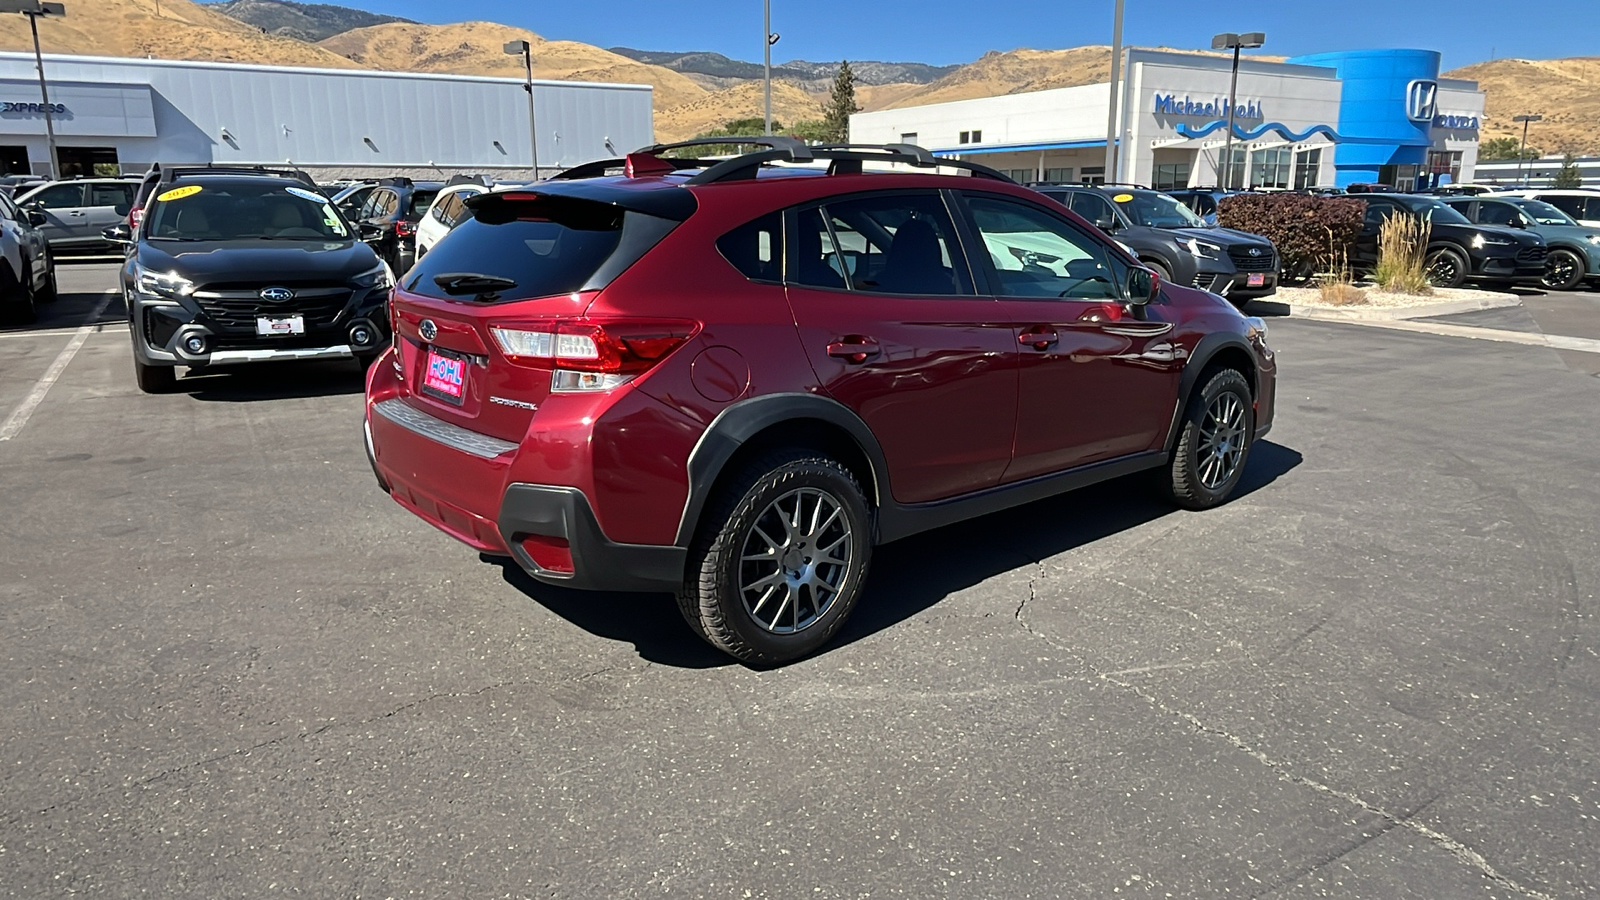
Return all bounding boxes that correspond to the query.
[818,193,973,296]
[717,211,781,282]
[89,183,134,207]
[405,195,675,303]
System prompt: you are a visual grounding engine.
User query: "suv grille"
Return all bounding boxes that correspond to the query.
[1229,248,1276,271]
[191,286,352,330]
[1517,246,1548,264]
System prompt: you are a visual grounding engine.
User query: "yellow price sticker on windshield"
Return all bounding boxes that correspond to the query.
[1113,193,1134,202]
[156,185,203,202]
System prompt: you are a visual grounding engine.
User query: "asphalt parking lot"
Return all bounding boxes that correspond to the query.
[2,262,1597,898]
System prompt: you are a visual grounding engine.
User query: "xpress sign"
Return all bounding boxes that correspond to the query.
[1,101,66,115]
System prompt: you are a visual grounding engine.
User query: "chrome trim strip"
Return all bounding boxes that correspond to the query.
[206,344,354,363]
[371,398,518,460]
[193,287,350,300]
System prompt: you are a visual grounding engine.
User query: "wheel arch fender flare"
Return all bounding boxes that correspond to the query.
[1164,332,1258,454]
[675,393,892,547]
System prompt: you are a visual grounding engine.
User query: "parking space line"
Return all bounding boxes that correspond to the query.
[0,292,117,443]
[1304,316,1600,356]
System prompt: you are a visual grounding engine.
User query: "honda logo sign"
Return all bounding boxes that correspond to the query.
[1405,79,1438,123]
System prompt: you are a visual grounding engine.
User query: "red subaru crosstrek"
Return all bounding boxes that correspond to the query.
[365,139,1277,664]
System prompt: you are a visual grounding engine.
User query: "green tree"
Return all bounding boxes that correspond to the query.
[822,61,860,143]
[1479,136,1540,161]
[1552,152,1583,188]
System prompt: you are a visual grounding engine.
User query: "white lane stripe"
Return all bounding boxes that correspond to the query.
[0,292,117,442]
[1303,316,1600,355]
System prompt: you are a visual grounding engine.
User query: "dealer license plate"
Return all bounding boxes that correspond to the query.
[423,348,467,405]
[1246,273,1266,287]
[256,315,305,336]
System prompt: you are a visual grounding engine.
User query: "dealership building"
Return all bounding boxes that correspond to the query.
[852,48,1485,192]
[0,51,654,179]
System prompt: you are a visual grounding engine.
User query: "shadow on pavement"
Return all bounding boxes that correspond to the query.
[497,440,1303,668]
[0,285,125,334]
[183,359,367,401]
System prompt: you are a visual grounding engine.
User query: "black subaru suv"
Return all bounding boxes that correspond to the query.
[1032,184,1279,305]
[1350,193,1547,288]
[105,167,392,393]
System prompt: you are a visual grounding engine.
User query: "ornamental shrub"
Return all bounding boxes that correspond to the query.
[1216,193,1367,284]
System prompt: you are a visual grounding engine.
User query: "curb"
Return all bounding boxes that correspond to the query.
[1285,292,1523,322]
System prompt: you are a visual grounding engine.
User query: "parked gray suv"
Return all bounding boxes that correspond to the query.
[15,177,139,254]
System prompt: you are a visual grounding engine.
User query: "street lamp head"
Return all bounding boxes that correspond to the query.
[1211,32,1237,50]
[1512,114,1543,123]
[502,39,529,55]
[0,0,65,12]
[1211,31,1265,50]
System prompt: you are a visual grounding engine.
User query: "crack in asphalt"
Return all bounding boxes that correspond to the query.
[1012,594,1555,900]
[3,666,619,828]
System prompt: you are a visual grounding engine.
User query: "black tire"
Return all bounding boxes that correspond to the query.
[1541,248,1585,292]
[0,261,35,325]
[1425,246,1468,288]
[1143,258,1173,283]
[35,250,56,303]
[1164,368,1255,511]
[678,451,873,665]
[133,356,177,394]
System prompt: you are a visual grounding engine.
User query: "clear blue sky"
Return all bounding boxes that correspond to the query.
[327,0,1599,71]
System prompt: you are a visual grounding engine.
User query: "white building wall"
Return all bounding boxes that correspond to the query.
[0,52,653,177]
[1434,81,1486,182]
[850,82,1111,153]
[1123,51,1343,189]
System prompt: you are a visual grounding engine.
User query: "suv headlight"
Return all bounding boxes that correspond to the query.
[353,261,395,291]
[133,262,196,299]
[1244,316,1269,344]
[1584,234,1600,246]
[1471,234,1514,249]
[1185,238,1223,259]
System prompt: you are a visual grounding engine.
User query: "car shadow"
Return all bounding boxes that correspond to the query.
[183,359,367,401]
[494,440,1303,669]
[0,284,126,334]
[1238,298,1291,317]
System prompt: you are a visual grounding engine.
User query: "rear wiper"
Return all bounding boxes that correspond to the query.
[432,272,518,296]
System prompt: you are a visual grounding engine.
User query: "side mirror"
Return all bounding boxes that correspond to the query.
[102,224,132,243]
[26,210,46,227]
[1095,217,1118,233]
[1126,266,1159,305]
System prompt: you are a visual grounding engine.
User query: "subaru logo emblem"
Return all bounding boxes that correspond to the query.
[419,319,437,341]
[1405,79,1438,123]
[1248,247,1262,257]
[258,286,295,302]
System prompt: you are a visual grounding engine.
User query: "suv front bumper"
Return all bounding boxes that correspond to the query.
[129,290,388,367]
[1195,269,1278,299]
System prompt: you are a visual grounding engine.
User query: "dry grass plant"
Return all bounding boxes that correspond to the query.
[1372,214,1433,295]
[1316,227,1368,305]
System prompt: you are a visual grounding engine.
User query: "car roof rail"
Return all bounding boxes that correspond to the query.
[159,164,317,187]
[664,141,1012,185]
[1099,182,1153,190]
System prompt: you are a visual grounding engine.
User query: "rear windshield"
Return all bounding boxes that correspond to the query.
[404,195,674,302]
[408,190,438,216]
[145,179,351,242]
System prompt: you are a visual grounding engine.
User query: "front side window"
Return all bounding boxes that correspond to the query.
[1068,192,1117,229]
[1511,199,1577,226]
[966,195,1118,300]
[816,193,972,296]
[30,184,82,209]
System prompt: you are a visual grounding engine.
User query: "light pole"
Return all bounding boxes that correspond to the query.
[503,39,540,179]
[1211,31,1264,190]
[1103,0,1124,183]
[763,2,780,135]
[0,0,65,180]
[1513,113,1542,186]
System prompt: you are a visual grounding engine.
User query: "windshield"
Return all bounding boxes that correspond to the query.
[1403,197,1473,226]
[145,180,352,242]
[1508,198,1579,227]
[1114,191,1207,228]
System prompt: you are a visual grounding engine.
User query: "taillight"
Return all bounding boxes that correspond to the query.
[129,206,143,228]
[396,220,417,238]
[488,319,697,392]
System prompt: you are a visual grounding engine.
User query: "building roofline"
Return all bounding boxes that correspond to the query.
[0,50,653,93]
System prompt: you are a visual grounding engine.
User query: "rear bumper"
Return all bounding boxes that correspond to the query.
[364,382,685,593]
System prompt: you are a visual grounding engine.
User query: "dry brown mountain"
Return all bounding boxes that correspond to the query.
[317,21,708,110]
[1444,57,1600,154]
[0,0,358,68]
[655,80,822,144]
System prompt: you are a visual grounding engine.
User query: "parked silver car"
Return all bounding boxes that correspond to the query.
[15,177,139,253]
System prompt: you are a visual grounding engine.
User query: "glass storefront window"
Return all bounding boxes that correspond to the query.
[1043,167,1073,184]
[1250,147,1291,189]
[1080,166,1106,185]
[1294,148,1322,190]
[1153,163,1190,190]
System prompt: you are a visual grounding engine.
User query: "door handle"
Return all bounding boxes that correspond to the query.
[1018,329,1059,349]
[826,338,881,363]
[67,211,86,217]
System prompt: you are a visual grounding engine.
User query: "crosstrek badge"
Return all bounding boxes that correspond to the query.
[156,185,203,202]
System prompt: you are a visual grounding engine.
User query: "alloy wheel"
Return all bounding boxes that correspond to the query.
[1427,253,1461,287]
[1542,252,1581,290]
[738,487,853,634]
[1197,393,1247,489]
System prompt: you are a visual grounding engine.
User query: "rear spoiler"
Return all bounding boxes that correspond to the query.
[464,180,698,221]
